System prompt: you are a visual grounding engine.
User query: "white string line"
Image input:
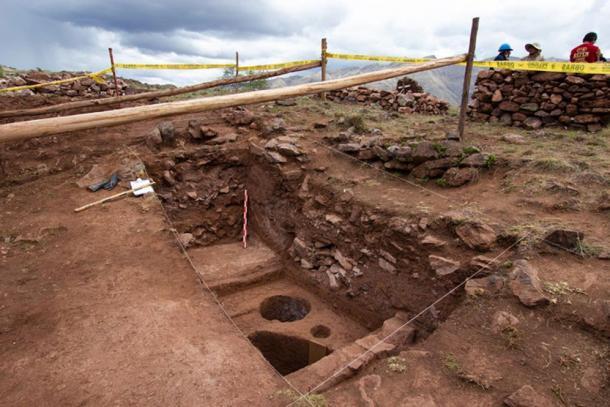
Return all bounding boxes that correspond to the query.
[125,148,313,406]
[288,233,530,406]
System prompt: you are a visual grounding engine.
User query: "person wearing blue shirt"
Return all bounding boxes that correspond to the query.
[495,43,513,61]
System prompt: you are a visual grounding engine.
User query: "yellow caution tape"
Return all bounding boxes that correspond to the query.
[114,63,235,70]
[470,60,610,74]
[326,52,431,64]
[0,68,113,93]
[239,59,320,71]
[327,51,610,75]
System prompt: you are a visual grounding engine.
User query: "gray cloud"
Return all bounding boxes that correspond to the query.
[25,0,343,38]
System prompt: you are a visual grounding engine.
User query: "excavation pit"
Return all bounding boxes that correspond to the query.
[260,295,311,322]
[248,331,331,375]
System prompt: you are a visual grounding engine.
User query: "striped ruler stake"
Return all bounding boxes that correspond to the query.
[242,189,249,249]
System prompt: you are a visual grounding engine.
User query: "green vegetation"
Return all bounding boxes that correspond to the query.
[0,66,4,78]
[435,178,448,187]
[273,389,327,407]
[462,146,480,155]
[484,154,496,168]
[432,143,447,156]
[221,67,269,91]
[502,326,521,350]
[443,353,460,373]
[340,114,368,134]
[386,356,408,373]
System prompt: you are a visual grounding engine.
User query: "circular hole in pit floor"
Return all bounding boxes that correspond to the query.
[310,324,331,338]
[260,295,311,322]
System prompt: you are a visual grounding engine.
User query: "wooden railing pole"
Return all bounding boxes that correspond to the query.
[320,38,328,100]
[108,48,120,97]
[457,17,479,141]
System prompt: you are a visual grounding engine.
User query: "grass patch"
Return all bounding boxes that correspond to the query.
[273,389,327,407]
[462,146,481,155]
[340,115,368,134]
[436,178,449,187]
[484,154,496,168]
[502,326,521,350]
[543,281,586,297]
[533,158,574,173]
[443,353,460,373]
[432,143,447,156]
[386,356,408,373]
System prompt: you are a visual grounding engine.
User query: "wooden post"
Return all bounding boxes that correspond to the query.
[320,38,328,100]
[235,51,239,77]
[108,48,120,97]
[457,17,479,141]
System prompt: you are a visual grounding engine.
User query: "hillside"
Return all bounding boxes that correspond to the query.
[268,62,483,105]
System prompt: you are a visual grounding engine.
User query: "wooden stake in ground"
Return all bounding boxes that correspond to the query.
[457,17,479,141]
[0,54,466,143]
[74,181,156,212]
[320,38,328,100]
[235,51,239,77]
[108,48,120,97]
[0,61,321,119]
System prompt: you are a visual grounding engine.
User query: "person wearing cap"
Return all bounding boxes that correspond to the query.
[494,43,513,61]
[570,32,604,63]
[521,43,544,61]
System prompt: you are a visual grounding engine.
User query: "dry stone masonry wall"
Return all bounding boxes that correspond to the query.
[469,69,610,132]
[0,71,129,98]
[327,76,449,115]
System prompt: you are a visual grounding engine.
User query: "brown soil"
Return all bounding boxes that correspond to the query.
[0,92,608,406]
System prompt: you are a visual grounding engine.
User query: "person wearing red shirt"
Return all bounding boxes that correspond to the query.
[570,32,605,63]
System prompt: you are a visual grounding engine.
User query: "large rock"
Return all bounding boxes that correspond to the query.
[504,385,555,407]
[442,167,479,187]
[158,121,175,145]
[455,222,496,251]
[429,255,460,277]
[523,117,543,130]
[544,229,584,251]
[412,141,439,163]
[276,143,302,156]
[502,133,527,144]
[465,275,504,296]
[491,311,519,334]
[509,260,550,307]
[411,158,456,178]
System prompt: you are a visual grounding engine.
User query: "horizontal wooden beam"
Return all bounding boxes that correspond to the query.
[0,54,466,143]
[0,61,321,119]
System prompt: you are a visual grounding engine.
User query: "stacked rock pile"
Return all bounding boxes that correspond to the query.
[0,71,129,97]
[327,77,449,115]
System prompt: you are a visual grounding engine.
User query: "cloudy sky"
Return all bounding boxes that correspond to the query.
[1,0,608,85]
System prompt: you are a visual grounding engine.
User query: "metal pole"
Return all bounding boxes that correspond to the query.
[108,48,120,97]
[457,17,479,141]
[320,38,327,100]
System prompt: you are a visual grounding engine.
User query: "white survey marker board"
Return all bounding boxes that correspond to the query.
[130,178,155,196]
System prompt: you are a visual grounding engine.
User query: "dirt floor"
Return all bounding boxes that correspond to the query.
[0,91,608,406]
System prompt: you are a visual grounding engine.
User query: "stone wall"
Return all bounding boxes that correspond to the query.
[327,85,449,115]
[468,70,610,132]
[0,71,129,98]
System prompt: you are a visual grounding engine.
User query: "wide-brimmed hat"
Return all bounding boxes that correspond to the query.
[525,43,542,52]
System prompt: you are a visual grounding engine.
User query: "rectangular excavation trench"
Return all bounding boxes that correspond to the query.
[146,144,470,387]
